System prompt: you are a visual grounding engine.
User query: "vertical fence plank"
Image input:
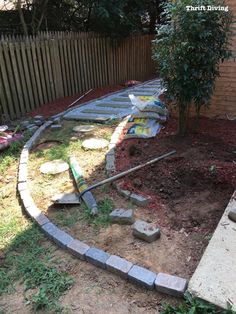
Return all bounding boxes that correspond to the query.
[0,45,15,119]
[35,39,48,104]
[31,41,44,106]
[0,56,9,120]
[40,40,53,102]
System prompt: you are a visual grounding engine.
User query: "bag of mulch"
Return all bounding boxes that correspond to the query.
[125,121,161,139]
[129,94,168,116]
[130,109,167,123]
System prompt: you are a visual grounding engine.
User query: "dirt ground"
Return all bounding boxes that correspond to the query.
[19,116,234,313]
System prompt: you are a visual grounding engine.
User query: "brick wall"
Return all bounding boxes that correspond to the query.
[200,0,236,118]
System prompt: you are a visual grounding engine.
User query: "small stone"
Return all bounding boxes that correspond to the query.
[109,209,134,225]
[132,220,161,243]
[155,273,188,297]
[228,207,236,222]
[85,247,110,269]
[128,265,156,290]
[73,125,95,133]
[82,138,109,150]
[51,192,80,204]
[50,124,62,130]
[130,193,151,207]
[67,239,90,260]
[40,160,69,175]
[106,255,133,278]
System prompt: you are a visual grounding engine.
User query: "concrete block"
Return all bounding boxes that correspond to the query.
[85,247,110,269]
[132,220,161,243]
[155,273,188,297]
[110,209,134,225]
[128,265,156,290]
[106,255,133,278]
[67,239,90,260]
[42,222,74,248]
[228,207,236,222]
[17,182,28,192]
[130,193,151,206]
[18,163,28,182]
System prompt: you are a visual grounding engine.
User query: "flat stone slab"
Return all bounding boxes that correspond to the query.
[109,208,134,225]
[132,220,161,243]
[110,97,130,102]
[155,273,188,297]
[51,192,80,204]
[96,103,131,109]
[81,108,120,115]
[64,113,110,123]
[67,239,90,260]
[73,125,95,133]
[106,255,133,278]
[188,192,236,311]
[130,193,151,206]
[40,160,69,174]
[128,265,156,290]
[50,124,62,130]
[82,138,109,150]
[85,247,110,269]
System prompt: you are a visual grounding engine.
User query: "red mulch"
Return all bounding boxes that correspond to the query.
[27,85,125,119]
[115,117,236,233]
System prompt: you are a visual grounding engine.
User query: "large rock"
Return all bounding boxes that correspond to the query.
[132,220,161,243]
[109,208,134,225]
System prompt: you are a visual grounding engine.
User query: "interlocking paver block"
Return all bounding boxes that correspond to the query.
[106,255,133,278]
[67,239,90,260]
[130,193,151,206]
[128,265,157,290]
[42,223,74,248]
[132,220,161,243]
[110,209,134,225]
[85,247,110,269]
[155,273,187,297]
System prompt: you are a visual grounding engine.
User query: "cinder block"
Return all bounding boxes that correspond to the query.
[128,265,157,290]
[106,255,133,278]
[85,247,110,269]
[67,239,90,260]
[42,222,74,248]
[155,273,188,297]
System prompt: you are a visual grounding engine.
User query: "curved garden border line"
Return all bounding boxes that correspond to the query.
[17,120,188,299]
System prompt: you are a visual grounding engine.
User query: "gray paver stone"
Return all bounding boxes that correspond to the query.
[18,163,28,182]
[128,265,156,290]
[106,255,133,278]
[34,115,44,120]
[109,208,134,225]
[85,247,110,269]
[18,182,27,192]
[42,222,73,248]
[228,207,236,222]
[132,220,161,243]
[50,124,62,130]
[155,273,187,297]
[67,239,90,260]
[34,212,50,226]
[34,120,43,126]
[106,154,115,172]
[130,193,151,206]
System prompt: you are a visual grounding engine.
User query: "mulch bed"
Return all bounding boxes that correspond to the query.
[27,85,125,119]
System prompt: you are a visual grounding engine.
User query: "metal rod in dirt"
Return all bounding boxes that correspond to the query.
[80,150,176,197]
[67,89,93,109]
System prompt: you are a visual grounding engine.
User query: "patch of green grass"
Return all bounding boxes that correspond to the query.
[161,292,236,314]
[81,197,114,227]
[0,224,74,312]
[55,209,80,227]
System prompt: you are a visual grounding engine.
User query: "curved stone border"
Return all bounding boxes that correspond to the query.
[17,118,187,298]
[105,117,151,206]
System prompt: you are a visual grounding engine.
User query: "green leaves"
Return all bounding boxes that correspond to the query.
[152,0,232,135]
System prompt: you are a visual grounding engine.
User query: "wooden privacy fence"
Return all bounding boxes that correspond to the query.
[0,32,155,121]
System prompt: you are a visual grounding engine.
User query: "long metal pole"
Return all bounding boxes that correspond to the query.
[79,150,176,197]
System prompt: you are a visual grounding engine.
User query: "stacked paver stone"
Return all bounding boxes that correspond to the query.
[17,89,188,298]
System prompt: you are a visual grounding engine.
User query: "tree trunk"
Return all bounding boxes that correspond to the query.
[17,0,28,36]
[178,104,188,136]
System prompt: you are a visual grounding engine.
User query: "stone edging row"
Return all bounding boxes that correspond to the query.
[17,120,188,299]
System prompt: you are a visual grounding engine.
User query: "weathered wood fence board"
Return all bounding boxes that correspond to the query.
[0,32,155,121]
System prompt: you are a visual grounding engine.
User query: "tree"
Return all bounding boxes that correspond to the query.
[152,0,232,136]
